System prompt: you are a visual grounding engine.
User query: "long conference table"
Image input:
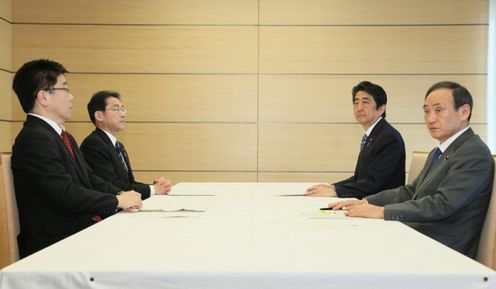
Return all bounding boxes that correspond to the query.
[0,182,495,289]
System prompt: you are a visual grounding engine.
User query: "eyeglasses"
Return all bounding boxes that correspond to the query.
[107,107,127,113]
[46,87,71,94]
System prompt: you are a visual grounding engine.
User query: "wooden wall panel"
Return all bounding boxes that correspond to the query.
[8,0,489,184]
[0,20,11,71]
[259,123,487,181]
[13,25,258,73]
[395,123,487,174]
[470,124,488,142]
[260,0,488,25]
[0,0,11,21]
[0,122,10,152]
[10,122,22,145]
[134,172,258,185]
[258,123,438,173]
[19,74,258,122]
[259,75,487,123]
[259,124,363,171]
[258,172,351,183]
[13,0,258,25]
[0,1,11,158]
[65,123,257,171]
[260,26,487,74]
[0,71,11,121]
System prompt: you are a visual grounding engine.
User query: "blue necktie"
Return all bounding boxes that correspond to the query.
[360,134,368,152]
[427,148,442,173]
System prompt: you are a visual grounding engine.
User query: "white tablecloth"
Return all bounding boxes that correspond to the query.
[1,182,494,289]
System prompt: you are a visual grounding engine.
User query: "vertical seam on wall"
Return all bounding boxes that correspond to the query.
[256,0,260,182]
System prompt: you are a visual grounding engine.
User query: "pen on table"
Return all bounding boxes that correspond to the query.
[320,207,346,211]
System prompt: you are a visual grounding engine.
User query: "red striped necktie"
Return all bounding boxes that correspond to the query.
[61,130,75,159]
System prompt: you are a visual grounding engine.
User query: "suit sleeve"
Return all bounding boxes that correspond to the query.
[83,157,123,194]
[15,130,118,216]
[380,143,493,222]
[130,182,151,199]
[366,184,416,206]
[81,136,151,199]
[334,131,404,198]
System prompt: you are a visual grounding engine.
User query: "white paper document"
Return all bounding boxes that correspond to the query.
[135,196,208,213]
[300,209,349,219]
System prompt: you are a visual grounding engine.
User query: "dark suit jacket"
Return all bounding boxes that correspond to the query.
[367,128,494,258]
[334,118,406,198]
[80,128,151,199]
[12,115,121,258]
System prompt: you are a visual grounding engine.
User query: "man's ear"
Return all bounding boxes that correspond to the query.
[94,111,105,122]
[378,104,386,115]
[36,90,49,106]
[459,104,471,121]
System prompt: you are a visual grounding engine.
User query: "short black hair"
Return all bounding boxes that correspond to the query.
[351,81,388,118]
[425,81,473,122]
[12,59,68,113]
[87,90,121,124]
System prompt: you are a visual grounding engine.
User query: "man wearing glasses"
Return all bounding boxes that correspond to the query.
[11,59,143,258]
[81,91,172,199]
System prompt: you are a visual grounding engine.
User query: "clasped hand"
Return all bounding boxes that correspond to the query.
[153,177,172,195]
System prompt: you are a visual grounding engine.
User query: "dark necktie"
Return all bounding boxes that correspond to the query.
[61,130,75,159]
[427,147,442,173]
[360,134,368,152]
[115,141,129,174]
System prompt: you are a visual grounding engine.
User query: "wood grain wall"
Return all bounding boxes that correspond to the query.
[0,0,11,153]
[0,0,11,270]
[6,0,489,185]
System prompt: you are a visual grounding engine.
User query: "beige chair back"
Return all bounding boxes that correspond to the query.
[407,151,429,184]
[476,155,496,269]
[0,153,19,264]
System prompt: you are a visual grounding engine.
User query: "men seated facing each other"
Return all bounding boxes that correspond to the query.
[80,90,172,199]
[328,81,494,258]
[11,59,143,258]
[306,81,406,198]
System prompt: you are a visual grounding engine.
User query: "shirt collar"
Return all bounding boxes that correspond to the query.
[28,113,63,135]
[364,117,382,137]
[437,126,470,153]
[99,128,118,146]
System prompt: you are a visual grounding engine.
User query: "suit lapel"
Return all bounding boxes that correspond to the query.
[412,128,475,199]
[66,132,92,187]
[95,128,131,182]
[358,118,385,161]
[354,118,385,177]
[27,116,92,187]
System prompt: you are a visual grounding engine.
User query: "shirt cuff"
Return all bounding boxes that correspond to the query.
[149,185,155,196]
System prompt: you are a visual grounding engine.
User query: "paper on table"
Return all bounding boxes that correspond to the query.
[300,209,348,219]
[139,198,208,213]
[139,208,206,213]
[167,194,215,197]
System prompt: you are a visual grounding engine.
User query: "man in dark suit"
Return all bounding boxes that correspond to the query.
[306,81,405,198]
[329,81,494,258]
[80,91,171,199]
[11,59,143,258]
